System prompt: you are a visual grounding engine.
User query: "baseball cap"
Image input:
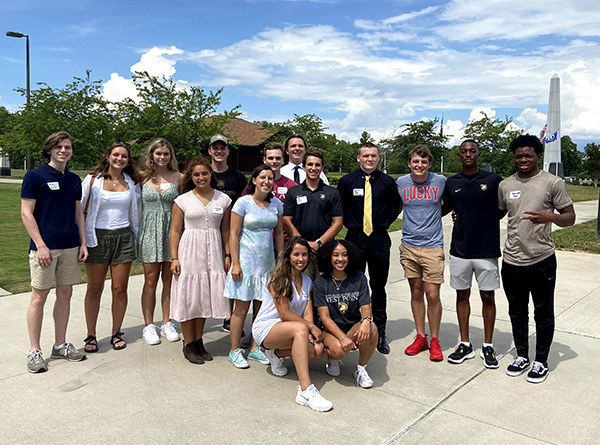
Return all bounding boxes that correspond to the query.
[209,134,229,146]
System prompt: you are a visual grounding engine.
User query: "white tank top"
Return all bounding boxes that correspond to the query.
[96,190,132,230]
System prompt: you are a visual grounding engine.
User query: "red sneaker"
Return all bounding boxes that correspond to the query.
[405,334,429,356]
[429,337,443,361]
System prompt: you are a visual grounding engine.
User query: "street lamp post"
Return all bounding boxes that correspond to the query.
[6,31,31,170]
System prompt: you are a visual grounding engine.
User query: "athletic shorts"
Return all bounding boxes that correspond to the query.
[86,227,136,265]
[399,244,444,284]
[29,246,81,289]
[449,255,500,291]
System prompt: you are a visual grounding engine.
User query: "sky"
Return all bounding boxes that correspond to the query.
[2,0,599,149]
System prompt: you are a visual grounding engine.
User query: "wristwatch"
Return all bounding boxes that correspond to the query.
[361,316,373,323]
[316,239,323,248]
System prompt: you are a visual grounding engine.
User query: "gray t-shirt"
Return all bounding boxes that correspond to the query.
[498,170,573,266]
[396,172,446,248]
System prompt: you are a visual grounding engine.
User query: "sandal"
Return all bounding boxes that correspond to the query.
[83,335,98,353]
[110,331,126,350]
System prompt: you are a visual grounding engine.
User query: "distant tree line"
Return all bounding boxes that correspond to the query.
[0,72,598,181]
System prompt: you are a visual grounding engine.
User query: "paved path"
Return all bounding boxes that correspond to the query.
[1,202,599,444]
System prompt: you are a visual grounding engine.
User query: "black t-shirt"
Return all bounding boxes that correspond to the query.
[313,271,370,330]
[214,168,247,204]
[283,180,344,241]
[443,170,502,259]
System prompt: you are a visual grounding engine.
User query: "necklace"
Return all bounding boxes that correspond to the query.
[111,175,123,187]
[332,277,345,291]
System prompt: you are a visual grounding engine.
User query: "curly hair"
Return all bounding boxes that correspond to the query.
[316,239,360,276]
[180,157,218,194]
[509,134,543,155]
[408,144,432,163]
[243,164,274,201]
[90,142,139,183]
[139,138,179,183]
[269,237,311,301]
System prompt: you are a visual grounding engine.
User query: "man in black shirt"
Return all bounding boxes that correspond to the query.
[283,151,343,278]
[208,134,247,332]
[337,142,401,354]
[208,134,247,204]
[442,139,504,368]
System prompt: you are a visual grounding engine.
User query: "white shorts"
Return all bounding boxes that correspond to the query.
[449,255,500,291]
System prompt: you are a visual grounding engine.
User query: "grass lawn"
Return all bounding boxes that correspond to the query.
[554,219,600,254]
[565,184,600,203]
[0,183,142,294]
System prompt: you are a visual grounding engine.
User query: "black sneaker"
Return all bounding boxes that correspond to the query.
[447,343,475,364]
[506,356,530,376]
[526,361,549,383]
[480,345,499,369]
[222,319,231,332]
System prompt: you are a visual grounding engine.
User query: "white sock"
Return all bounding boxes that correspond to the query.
[357,364,367,371]
[461,341,471,347]
[53,343,66,350]
[483,342,493,348]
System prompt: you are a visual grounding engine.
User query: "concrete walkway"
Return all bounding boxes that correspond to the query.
[1,202,599,444]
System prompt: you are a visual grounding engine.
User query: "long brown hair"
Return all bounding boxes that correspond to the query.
[269,237,311,301]
[90,142,139,183]
[180,157,219,194]
[139,138,179,184]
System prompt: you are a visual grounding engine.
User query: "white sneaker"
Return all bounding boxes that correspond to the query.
[142,324,161,345]
[264,348,288,376]
[354,366,374,388]
[161,321,180,342]
[295,384,333,412]
[326,358,342,377]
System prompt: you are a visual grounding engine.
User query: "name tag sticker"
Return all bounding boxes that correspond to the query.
[47,182,60,190]
[353,188,364,196]
[213,206,224,214]
[160,182,171,190]
[268,207,278,215]
[510,191,521,199]
[296,195,308,205]
[101,190,111,200]
[277,187,288,195]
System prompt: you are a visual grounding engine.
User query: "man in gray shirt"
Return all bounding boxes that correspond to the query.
[498,134,575,384]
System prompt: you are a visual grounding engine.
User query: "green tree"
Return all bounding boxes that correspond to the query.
[383,118,447,174]
[114,72,240,161]
[583,142,600,183]
[463,112,521,176]
[560,135,584,177]
[0,71,113,169]
[360,131,374,145]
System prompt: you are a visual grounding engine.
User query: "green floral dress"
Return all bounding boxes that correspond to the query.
[138,182,178,263]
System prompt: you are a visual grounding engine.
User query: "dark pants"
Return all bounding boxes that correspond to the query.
[346,230,392,336]
[501,255,556,363]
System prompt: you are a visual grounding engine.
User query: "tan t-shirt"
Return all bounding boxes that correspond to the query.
[498,171,573,266]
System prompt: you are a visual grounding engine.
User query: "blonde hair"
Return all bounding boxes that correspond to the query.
[140,138,178,183]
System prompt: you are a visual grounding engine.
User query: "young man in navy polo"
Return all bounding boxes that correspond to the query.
[21,131,88,373]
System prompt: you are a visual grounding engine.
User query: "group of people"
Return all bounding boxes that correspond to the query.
[21,129,574,413]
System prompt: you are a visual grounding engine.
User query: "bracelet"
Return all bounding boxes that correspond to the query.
[171,258,178,260]
[361,316,373,323]
[339,335,347,343]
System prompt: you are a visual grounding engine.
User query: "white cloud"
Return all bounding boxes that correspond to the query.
[436,0,600,41]
[102,73,140,103]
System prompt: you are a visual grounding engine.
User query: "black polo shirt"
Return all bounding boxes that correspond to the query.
[21,163,82,252]
[442,169,503,259]
[337,168,400,234]
[214,167,247,204]
[283,180,343,241]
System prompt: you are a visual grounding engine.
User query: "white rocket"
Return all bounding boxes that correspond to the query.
[543,73,563,177]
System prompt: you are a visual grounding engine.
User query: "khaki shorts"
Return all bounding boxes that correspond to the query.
[29,247,81,290]
[399,244,445,284]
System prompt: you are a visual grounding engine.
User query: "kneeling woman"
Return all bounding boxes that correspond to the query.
[252,237,332,412]
[313,239,378,388]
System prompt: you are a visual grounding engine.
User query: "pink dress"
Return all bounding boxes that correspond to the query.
[170,190,232,322]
